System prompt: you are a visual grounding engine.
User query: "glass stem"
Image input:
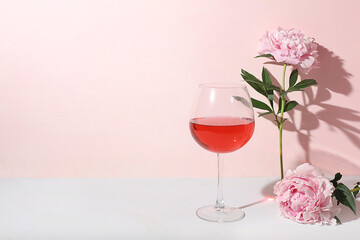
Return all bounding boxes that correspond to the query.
[215,153,225,209]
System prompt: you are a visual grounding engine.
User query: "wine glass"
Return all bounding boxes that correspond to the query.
[189,83,255,222]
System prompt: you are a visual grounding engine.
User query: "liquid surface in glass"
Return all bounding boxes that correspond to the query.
[189,116,254,153]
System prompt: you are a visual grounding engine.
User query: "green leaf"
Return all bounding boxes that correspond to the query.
[330,172,342,188]
[241,69,261,82]
[251,98,273,112]
[246,81,267,96]
[244,78,281,93]
[255,54,273,58]
[278,89,287,99]
[277,98,287,114]
[294,79,317,89]
[284,101,298,112]
[233,96,252,108]
[334,172,343,181]
[277,98,282,114]
[261,67,274,107]
[267,90,274,102]
[258,111,273,117]
[334,216,342,224]
[286,87,304,94]
[241,69,267,96]
[262,67,272,85]
[266,85,281,91]
[333,183,357,215]
[241,69,281,91]
[241,74,268,88]
[242,78,269,87]
[353,184,359,198]
[289,69,298,88]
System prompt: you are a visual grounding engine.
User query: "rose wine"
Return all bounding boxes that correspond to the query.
[189,117,254,153]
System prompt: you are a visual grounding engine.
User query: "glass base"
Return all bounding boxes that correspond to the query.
[196,205,245,222]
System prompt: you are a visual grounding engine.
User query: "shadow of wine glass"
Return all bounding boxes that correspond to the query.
[238,198,269,209]
[260,44,360,173]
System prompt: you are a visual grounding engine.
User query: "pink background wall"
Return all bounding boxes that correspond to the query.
[0,0,359,177]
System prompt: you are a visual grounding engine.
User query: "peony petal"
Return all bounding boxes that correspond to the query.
[257,27,318,74]
[274,163,338,225]
[293,163,324,177]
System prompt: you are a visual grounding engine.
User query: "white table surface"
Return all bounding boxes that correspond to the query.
[0,177,359,240]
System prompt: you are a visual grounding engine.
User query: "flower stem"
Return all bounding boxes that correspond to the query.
[279,63,287,180]
[351,187,360,193]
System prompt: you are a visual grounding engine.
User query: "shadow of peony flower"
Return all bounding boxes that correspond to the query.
[298,149,360,176]
[261,45,360,174]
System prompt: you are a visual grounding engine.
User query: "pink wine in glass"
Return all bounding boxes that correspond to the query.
[189,117,254,153]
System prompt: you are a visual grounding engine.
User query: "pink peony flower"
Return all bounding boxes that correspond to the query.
[258,27,319,74]
[274,163,340,225]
